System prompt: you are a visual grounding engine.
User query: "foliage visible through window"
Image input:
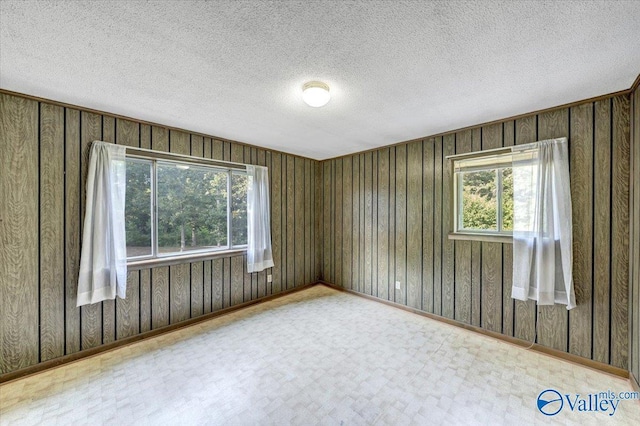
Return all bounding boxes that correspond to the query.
[454,152,513,235]
[125,157,248,260]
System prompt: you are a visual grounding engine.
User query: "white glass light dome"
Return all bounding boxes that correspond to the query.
[302,81,330,107]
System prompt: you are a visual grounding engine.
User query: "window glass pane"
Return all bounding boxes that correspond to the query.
[512,161,539,233]
[156,163,228,254]
[501,167,513,231]
[125,159,152,258]
[461,170,498,230]
[231,172,248,246]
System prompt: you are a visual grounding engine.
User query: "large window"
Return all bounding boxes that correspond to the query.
[125,157,248,260]
[453,151,514,236]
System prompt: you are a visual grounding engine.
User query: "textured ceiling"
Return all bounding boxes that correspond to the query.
[1,1,639,160]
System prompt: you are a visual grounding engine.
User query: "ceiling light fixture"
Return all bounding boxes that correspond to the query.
[302,81,330,107]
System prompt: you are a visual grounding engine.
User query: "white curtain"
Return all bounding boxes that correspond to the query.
[511,137,576,309]
[246,165,275,273]
[77,141,127,306]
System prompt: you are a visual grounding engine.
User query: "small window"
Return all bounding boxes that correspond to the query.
[453,151,513,236]
[125,157,247,261]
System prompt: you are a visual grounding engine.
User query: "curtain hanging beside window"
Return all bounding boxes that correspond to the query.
[77,141,128,306]
[511,137,576,309]
[246,165,275,273]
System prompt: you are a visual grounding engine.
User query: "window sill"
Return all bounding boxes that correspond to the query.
[448,232,512,244]
[127,248,247,271]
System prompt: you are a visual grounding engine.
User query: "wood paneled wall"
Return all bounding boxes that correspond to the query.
[319,94,631,369]
[631,86,640,387]
[0,92,319,376]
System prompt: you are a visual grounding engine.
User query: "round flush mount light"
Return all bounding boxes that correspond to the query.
[302,81,330,107]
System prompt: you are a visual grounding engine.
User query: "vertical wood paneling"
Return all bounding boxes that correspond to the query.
[343,157,353,290]
[0,87,632,377]
[191,262,204,317]
[314,94,631,373]
[395,146,407,303]
[286,156,295,289]
[454,131,472,324]
[334,158,343,287]
[433,139,443,314]
[139,270,151,332]
[150,128,170,329]
[513,116,537,341]
[592,100,612,364]
[115,118,140,340]
[283,155,296,289]
[372,153,378,297]
[377,149,389,299]
[271,152,282,293]
[203,260,212,314]
[441,135,455,319]
[151,267,169,328]
[315,161,323,283]
[423,141,435,313]
[64,108,81,355]
[305,158,312,287]
[117,272,140,340]
[388,148,396,302]
[102,117,116,344]
[364,152,373,295]
[169,264,190,323]
[212,258,223,311]
[630,87,640,383]
[361,152,373,295]
[407,141,422,309]
[323,161,331,285]
[231,256,244,306]
[39,103,65,361]
[536,109,569,351]
[359,154,365,295]
[223,257,231,307]
[80,112,103,349]
[501,122,514,337]
[568,103,593,359]
[243,254,252,302]
[0,94,320,377]
[139,127,152,332]
[611,96,630,369]
[352,156,361,293]
[168,130,191,324]
[480,123,503,333]
[140,125,151,149]
[295,157,305,287]
[212,139,224,160]
[0,94,39,373]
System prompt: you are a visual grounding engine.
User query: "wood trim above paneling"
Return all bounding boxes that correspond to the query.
[630,73,640,92]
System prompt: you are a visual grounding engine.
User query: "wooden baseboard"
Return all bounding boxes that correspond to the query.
[0,283,314,385]
[319,281,631,380]
[631,372,640,393]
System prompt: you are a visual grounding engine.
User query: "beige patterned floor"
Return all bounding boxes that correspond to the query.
[1,285,638,425]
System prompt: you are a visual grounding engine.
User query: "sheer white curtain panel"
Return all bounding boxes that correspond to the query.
[76,141,128,306]
[246,165,275,273]
[511,137,576,309]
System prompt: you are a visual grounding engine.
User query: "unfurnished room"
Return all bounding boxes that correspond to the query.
[1,1,640,424]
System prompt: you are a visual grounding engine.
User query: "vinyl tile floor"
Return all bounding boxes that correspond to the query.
[1,285,639,425]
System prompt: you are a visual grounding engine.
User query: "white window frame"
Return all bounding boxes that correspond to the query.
[449,148,514,243]
[125,153,248,266]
